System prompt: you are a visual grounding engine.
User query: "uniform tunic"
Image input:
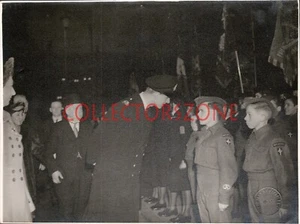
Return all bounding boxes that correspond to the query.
[194,122,237,223]
[84,93,153,222]
[243,124,293,222]
[3,111,35,222]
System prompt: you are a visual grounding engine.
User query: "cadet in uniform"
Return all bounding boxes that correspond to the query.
[194,96,238,223]
[243,98,294,222]
[84,75,177,222]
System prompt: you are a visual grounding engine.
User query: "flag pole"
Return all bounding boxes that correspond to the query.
[251,8,257,87]
[235,50,244,94]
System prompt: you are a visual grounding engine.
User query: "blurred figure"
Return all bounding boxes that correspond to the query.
[283,96,298,174]
[185,115,199,203]
[3,57,35,222]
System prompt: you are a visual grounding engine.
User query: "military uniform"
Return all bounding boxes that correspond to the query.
[243,124,293,222]
[194,122,238,223]
[84,74,177,222]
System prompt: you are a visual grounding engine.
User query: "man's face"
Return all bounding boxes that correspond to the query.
[50,101,63,117]
[153,92,169,109]
[255,92,262,98]
[197,102,214,126]
[244,105,262,129]
[65,103,83,121]
[284,99,297,116]
[11,110,27,127]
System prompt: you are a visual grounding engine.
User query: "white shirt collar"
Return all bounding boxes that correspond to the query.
[52,116,62,123]
[69,121,80,131]
[139,92,148,110]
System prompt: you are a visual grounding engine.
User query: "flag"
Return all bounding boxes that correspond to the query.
[268,2,298,86]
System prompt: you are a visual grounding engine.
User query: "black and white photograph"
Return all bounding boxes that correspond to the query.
[1,0,298,223]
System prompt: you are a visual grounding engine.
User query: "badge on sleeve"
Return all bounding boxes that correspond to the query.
[222,184,231,190]
[180,126,185,134]
[225,139,231,145]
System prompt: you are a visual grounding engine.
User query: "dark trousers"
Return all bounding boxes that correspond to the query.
[54,163,92,221]
[84,177,140,222]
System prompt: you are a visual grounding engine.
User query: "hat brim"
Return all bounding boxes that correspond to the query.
[146,75,178,94]
[194,96,227,107]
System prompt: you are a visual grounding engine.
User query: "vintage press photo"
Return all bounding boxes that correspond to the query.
[1,0,298,223]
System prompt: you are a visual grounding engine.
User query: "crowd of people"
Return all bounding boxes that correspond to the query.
[2,56,298,223]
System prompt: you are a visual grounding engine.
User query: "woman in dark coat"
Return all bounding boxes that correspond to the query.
[150,107,173,210]
[157,99,192,222]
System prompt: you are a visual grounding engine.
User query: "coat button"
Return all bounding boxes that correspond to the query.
[19,153,22,156]
[18,145,21,148]
[12,178,15,182]
[131,174,134,177]
[135,154,138,157]
[19,169,22,172]
[133,164,136,167]
[12,170,15,173]
[20,177,23,181]
[12,153,15,157]
[16,138,19,141]
[11,145,14,148]
[9,137,12,140]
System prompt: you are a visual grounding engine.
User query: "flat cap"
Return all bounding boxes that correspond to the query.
[244,97,278,118]
[63,93,82,107]
[146,75,177,94]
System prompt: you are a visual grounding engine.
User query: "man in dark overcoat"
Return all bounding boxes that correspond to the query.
[84,75,177,222]
[45,94,93,221]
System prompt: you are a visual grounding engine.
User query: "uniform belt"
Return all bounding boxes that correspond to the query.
[247,170,275,180]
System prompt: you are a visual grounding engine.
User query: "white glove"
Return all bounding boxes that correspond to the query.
[39,164,46,171]
[52,170,64,184]
[218,203,229,211]
[179,160,187,170]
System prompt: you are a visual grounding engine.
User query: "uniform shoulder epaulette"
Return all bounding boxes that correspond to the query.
[222,133,231,137]
[273,142,285,147]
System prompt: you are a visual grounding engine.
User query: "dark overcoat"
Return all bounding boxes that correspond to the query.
[45,119,93,220]
[84,93,153,222]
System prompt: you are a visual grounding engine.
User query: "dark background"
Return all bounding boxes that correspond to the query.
[2,1,294,118]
